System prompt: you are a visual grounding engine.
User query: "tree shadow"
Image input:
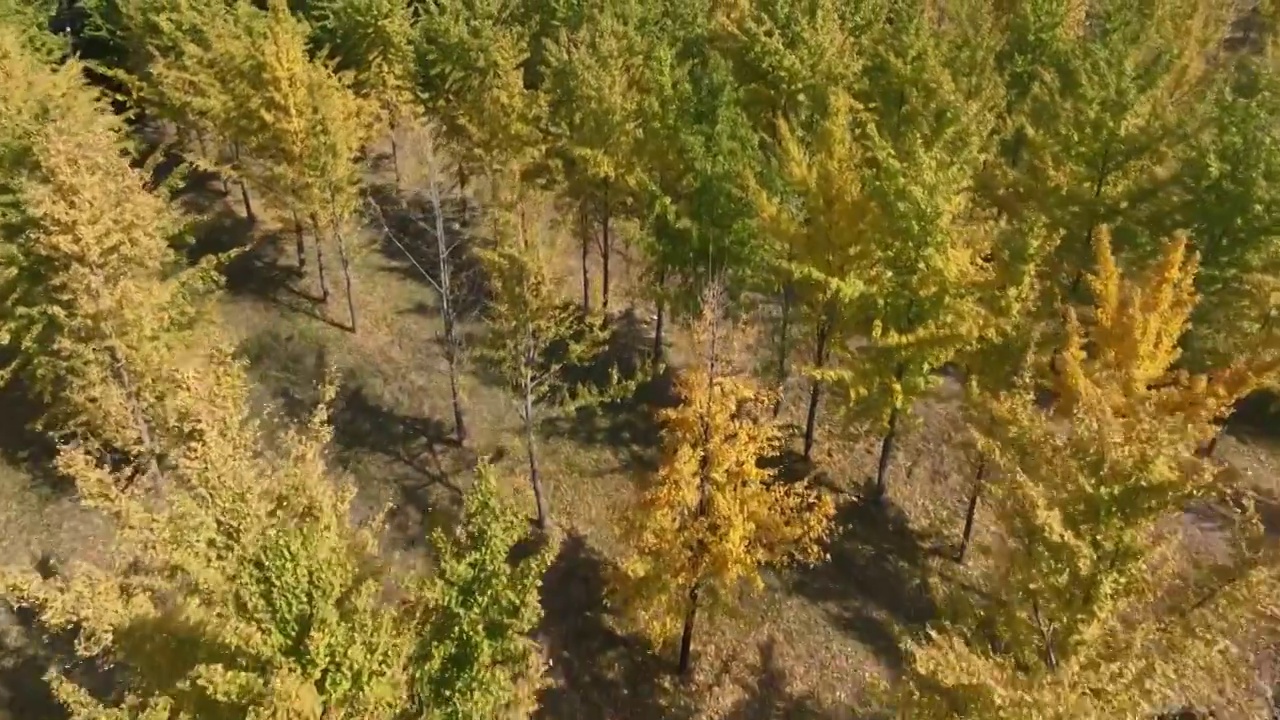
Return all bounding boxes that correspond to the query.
[536,534,695,720]
[723,638,881,720]
[0,372,67,495]
[363,183,489,321]
[788,496,938,674]
[1225,388,1280,444]
[236,328,467,547]
[1,598,123,720]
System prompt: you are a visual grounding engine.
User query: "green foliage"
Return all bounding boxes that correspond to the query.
[412,463,553,720]
[415,0,546,180]
[306,0,418,129]
[899,232,1270,719]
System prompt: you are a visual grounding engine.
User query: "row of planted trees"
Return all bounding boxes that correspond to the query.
[5,0,1280,717]
[0,17,554,719]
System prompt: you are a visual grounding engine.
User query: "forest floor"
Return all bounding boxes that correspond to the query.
[2,133,1280,720]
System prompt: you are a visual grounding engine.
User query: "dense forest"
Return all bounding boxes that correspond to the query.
[1,0,1280,717]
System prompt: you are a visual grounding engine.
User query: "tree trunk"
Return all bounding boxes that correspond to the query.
[458,161,469,221]
[427,136,468,443]
[389,131,401,189]
[677,581,701,677]
[772,281,793,418]
[333,219,358,333]
[1200,427,1223,458]
[802,319,831,460]
[600,187,611,317]
[444,319,467,443]
[874,406,900,501]
[292,210,306,276]
[581,206,592,313]
[652,267,666,366]
[232,143,255,224]
[313,219,331,303]
[524,387,549,530]
[108,348,162,486]
[956,458,986,563]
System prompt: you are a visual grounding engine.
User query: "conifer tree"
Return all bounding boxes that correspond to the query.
[5,357,422,719]
[474,190,612,530]
[614,293,834,676]
[1176,52,1280,374]
[635,41,765,364]
[899,230,1275,719]
[993,0,1229,292]
[716,0,861,415]
[411,461,553,720]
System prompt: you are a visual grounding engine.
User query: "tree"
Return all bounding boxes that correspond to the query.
[367,123,473,443]
[751,90,876,459]
[1175,53,1280,375]
[416,0,546,207]
[634,40,765,365]
[0,26,216,482]
[992,0,1229,294]
[474,190,612,530]
[306,0,418,185]
[716,0,862,417]
[241,0,374,329]
[542,0,647,315]
[614,295,834,676]
[898,231,1276,719]
[411,461,553,720]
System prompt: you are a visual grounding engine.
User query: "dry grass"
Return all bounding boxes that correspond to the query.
[2,128,1279,719]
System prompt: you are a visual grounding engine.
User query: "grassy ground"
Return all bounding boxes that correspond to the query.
[2,128,1280,720]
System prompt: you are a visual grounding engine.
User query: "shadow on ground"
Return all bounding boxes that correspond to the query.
[1227,389,1280,444]
[538,312,679,474]
[722,638,883,720]
[237,327,469,547]
[1,597,122,720]
[0,373,66,495]
[536,534,695,720]
[789,497,938,673]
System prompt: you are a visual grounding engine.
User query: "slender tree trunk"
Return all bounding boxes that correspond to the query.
[292,210,306,276]
[333,218,358,333]
[458,161,469,221]
[652,266,666,366]
[524,384,548,529]
[108,348,162,485]
[444,317,467,443]
[389,130,401,189]
[772,281,793,418]
[802,318,831,460]
[313,216,331,303]
[425,140,468,443]
[874,406,900,501]
[873,364,907,500]
[1200,427,1223,458]
[957,458,987,563]
[600,186,611,317]
[581,206,592,313]
[232,143,255,224]
[678,581,702,676]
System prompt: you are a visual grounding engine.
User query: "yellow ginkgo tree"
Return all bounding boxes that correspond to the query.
[614,292,835,676]
[899,229,1277,720]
